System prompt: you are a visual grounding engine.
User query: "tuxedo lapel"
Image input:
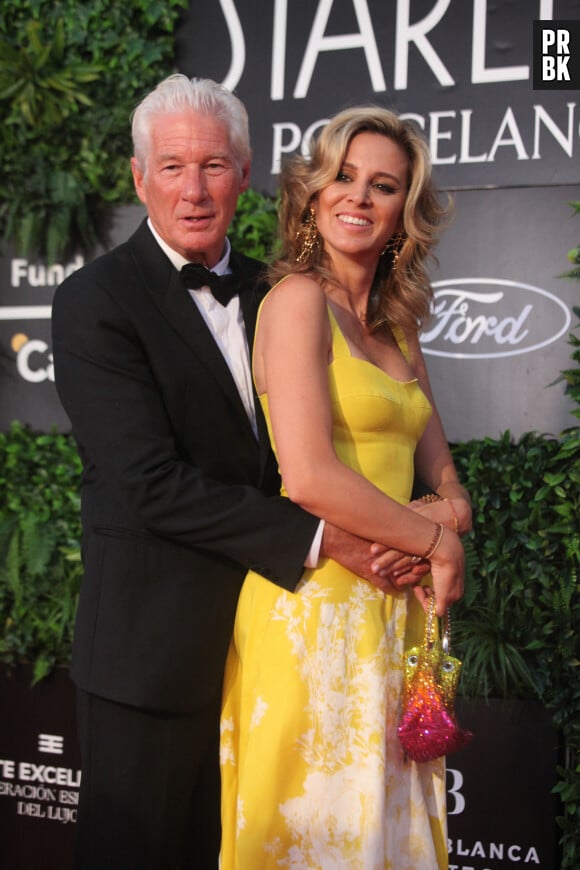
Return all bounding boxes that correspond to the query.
[170,273,248,384]
[233,254,275,484]
[128,222,256,438]
[233,252,262,349]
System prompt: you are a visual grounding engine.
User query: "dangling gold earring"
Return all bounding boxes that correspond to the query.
[296,207,319,264]
[382,231,406,271]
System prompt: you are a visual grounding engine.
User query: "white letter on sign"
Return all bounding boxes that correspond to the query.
[395,0,454,90]
[294,0,386,99]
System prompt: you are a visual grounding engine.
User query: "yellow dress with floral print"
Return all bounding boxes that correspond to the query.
[220,304,448,870]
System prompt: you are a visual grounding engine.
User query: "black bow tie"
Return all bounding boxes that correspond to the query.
[180,262,239,306]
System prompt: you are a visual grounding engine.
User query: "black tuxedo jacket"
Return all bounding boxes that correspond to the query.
[52,220,318,714]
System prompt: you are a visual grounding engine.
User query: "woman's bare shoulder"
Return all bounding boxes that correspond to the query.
[261,273,328,322]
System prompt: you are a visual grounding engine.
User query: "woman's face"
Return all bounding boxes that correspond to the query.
[314,131,409,268]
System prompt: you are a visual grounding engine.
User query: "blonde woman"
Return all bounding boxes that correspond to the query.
[220,106,471,869]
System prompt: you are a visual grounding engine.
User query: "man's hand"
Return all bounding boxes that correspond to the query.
[369,542,431,586]
[320,524,429,595]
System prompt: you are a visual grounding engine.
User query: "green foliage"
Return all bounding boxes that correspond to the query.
[0,422,82,683]
[0,19,102,126]
[451,427,579,702]
[550,306,580,421]
[0,0,189,263]
[228,189,280,261]
[560,201,580,282]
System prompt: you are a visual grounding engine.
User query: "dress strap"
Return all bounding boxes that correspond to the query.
[392,324,411,363]
[326,304,353,360]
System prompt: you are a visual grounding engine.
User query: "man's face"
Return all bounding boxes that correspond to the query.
[131,109,250,267]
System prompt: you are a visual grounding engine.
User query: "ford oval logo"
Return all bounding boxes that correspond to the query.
[421,278,572,359]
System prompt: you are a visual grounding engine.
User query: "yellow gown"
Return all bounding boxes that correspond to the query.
[220,304,448,869]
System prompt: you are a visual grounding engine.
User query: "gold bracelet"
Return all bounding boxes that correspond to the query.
[421,522,444,560]
[418,493,442,503]
[444,498,459,532]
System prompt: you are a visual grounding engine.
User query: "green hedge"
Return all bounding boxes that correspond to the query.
[0,424,82,683]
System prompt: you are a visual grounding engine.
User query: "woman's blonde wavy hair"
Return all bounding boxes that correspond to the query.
[268,105,451,334]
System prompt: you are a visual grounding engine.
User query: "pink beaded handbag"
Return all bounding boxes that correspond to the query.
[397,595,474,762]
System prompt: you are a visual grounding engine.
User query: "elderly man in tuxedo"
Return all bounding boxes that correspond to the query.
[52,74,419,870]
